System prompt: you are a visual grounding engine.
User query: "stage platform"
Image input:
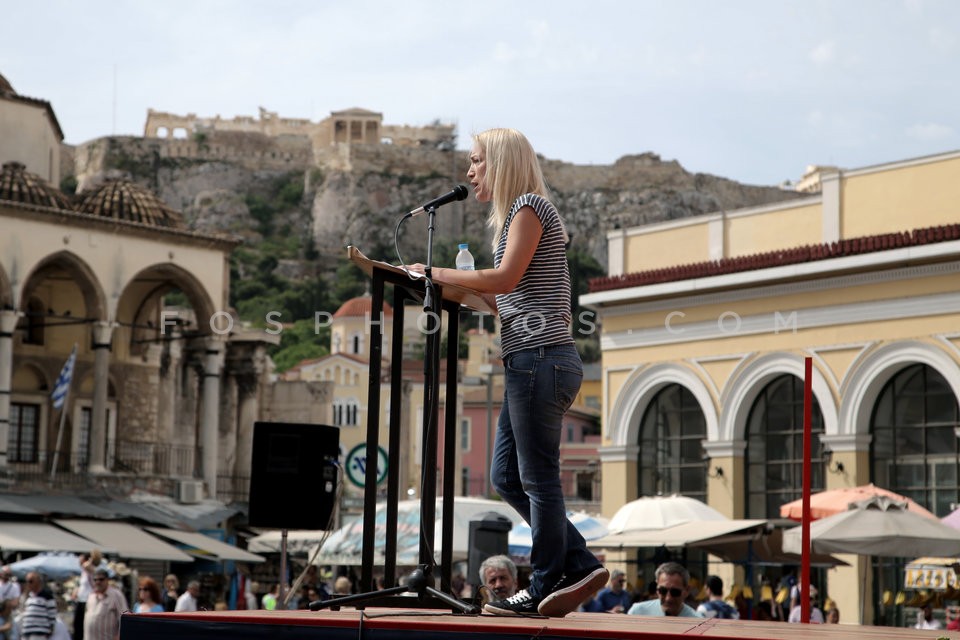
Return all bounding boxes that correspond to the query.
[121,607,959,640]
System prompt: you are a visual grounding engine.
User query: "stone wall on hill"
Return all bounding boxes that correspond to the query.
[71,133,803,272]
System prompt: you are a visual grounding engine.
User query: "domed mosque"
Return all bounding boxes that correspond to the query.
[0,161,73,210]
[75,177,186,228]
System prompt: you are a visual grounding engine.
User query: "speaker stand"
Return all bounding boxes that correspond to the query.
[310,564,475,613]
[310,219,477,614]
[278,529,288,607]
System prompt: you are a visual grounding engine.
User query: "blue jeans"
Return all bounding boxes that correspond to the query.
[491,343,598,599]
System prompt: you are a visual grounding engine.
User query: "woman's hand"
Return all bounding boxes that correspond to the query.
[406,264,447,282]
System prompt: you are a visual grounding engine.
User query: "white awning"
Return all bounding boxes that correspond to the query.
[55,519,193,562]
[0,523,101,553]
[247,529,333,554]
[145,527,265,563]
[587,519,768,549]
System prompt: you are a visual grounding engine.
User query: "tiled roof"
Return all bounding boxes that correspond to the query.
[588,223,960,293]
[333,295,394,318]
[0,162,73,210]
[76,178,186,228]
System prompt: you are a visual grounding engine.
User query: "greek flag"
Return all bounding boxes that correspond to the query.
[51,345,77,409]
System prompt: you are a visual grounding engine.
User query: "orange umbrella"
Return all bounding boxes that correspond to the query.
[779,483,937,521]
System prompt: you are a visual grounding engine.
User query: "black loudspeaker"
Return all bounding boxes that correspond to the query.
[249,422,340,530]
[467,512,513,589]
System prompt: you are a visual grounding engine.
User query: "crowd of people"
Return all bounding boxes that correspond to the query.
[5,554,960,634]
[469,557,854,624]
[0,555,368,640]
[1,561,127,640]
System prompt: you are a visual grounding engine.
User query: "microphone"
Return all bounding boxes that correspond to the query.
[406,185,469,217]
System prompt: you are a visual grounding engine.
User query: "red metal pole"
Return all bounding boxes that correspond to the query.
[801,356,812,623]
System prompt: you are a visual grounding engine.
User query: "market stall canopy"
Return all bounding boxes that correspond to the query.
[0,522,102,553]
[247,529,342,555]
[782,496,960,558]
[904,557,960,592]
[145,527,265,563]
[687,524,848,567]
[314,497,523,566]
[779,483,936,521]
[588,519,767,551]
[55,519,193,562]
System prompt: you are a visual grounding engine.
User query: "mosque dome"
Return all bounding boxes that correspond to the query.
[76,178,186,228]
[0,161,73,210]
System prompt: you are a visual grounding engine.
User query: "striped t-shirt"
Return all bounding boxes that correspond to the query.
[495,193,573,358]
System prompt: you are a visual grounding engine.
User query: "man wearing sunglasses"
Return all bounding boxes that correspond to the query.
[627,562,702,618]
[84,569,128,640]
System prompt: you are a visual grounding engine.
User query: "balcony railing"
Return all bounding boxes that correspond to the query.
[8,442,254,504]
[113,440,199,477]
[9,441,201,490]
[216,474,251,503]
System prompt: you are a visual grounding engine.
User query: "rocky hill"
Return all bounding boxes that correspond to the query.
[73,132,801,273]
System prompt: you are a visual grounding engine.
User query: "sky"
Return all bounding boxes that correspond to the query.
[2,0,959,186]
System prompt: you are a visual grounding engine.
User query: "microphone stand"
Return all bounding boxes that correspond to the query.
[310,204,477,615]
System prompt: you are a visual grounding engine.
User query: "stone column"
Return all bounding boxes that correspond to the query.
[87,321,114,474]
[201,338,225,500]
[0,310,19,472]
[235,373,260,479]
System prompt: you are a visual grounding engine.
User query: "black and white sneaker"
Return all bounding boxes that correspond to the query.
[538,566,609,617]
[483,589,542,616]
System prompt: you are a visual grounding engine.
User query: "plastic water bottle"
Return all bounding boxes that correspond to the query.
[455,243,475,270]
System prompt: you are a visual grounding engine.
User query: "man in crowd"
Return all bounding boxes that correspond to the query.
[696,575,739,619]
[915,602,943,630]
[84,569,128,640]
[0,566,20,610]
[627,562,701,618]
[175,581,200,612]
[787,584,824,623]
[479,555,518,602]
[20,572,57,640]
[591,569,632,613]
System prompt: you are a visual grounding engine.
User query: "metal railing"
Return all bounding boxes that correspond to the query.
[8,441,257,505]
[9,441,202,489]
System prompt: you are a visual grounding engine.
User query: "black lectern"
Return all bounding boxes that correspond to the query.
[318,246,493,611]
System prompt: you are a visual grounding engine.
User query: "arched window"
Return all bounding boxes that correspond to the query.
[350,332,364,355]
[637,384,707,501]
[745,374,825,519]
[872,364,960,516]
[333,399,360,427]
[20,297,46,345]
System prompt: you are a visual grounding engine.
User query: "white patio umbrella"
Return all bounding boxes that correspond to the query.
[8,553,82,580]
[606,494,728,533]
[783,496,960,558]
[7,553,113,580]
[784,495,960,624]
[312,497,523,566]
[508,511,609,559]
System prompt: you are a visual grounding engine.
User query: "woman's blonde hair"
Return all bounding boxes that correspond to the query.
[473,128,550,250]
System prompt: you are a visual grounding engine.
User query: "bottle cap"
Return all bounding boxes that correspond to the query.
[458,243,469,250]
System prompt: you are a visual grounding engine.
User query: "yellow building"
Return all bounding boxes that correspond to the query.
[281,296,414,503]
[581,150,960,625]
